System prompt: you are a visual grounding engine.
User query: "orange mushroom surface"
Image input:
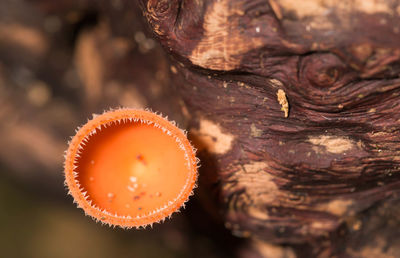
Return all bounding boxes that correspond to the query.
[64,109,198,228]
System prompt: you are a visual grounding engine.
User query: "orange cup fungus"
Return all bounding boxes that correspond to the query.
[64,109,198,228]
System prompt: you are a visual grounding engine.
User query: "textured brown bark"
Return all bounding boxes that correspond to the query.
[139,0,400,257]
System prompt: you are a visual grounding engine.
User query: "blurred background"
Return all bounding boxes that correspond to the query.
[0,0,245,257]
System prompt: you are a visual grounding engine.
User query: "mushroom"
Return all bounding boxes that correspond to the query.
[64,109,198,228]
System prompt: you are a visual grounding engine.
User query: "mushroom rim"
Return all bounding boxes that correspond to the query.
[64,108,198,228]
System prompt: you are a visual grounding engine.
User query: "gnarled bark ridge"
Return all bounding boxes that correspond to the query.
[140,0,400,257]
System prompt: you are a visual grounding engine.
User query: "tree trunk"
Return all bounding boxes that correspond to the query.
[139,0,400,257]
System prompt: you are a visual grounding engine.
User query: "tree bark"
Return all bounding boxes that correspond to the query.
[139,0,400,257]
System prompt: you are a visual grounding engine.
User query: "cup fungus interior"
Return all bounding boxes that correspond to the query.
[66,110,196,226]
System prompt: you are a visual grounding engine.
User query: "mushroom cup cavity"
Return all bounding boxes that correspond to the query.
[64,109,198,228]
